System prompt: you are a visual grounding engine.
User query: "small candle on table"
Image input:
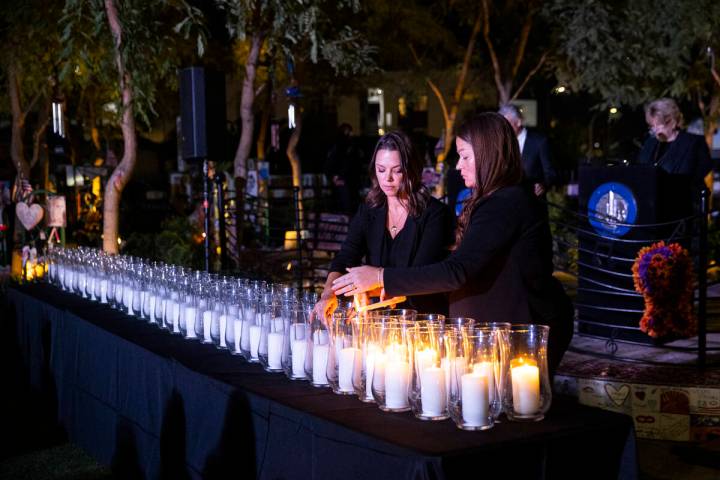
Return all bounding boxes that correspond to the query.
[461,372,490,426]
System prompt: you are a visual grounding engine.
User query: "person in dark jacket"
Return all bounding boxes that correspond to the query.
[499,104,557,197]
[311,131,455,321]
[637,98,712,185]
[332,113,574,375]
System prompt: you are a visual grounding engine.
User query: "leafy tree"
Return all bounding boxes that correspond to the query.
[548,0,720,147]
[61,0,205,253]
[0,0,64,185]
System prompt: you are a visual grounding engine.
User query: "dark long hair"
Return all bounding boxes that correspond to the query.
[454,113,523,247]
[366,131,429,217]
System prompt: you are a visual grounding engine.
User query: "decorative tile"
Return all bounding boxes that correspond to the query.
[631,384,660,412]
[689,388,720,415]
[658,413,690,442]
[660,388,691,415]
[633,409,662,439]
[690,414,720,442]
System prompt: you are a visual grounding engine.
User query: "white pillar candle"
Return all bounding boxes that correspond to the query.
[385,359,410,409]
[249,325,262,359]
[267,332,284,369]
[421,366,446,416]
[184,306,198,338]
[198,298,207,311]
[291,340,308,377]
[77,273,87,295]
[312,344,330,385]
[124,288,134,314]
[415,348,437,375]
[240,319,252,351]
[100,279,108,304]
[203,310,213,342]
[233,319,242,352]
[511,362,540,415]
[115,284,124,304]
[171,301,181,333]
[219,314,228,347]
[364,345,381,398]
[272,317,285,333]
[86,276,96,298]
[473,361,496,402]
[259,326,268,356]
[132,289,143,315]
[461,372,490,426]
[338,347,361,392]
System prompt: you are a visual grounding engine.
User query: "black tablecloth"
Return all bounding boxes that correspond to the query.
[4,284,638,479]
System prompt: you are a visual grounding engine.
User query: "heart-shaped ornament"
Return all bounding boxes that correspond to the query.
[16,202,44,230]
[605,384,631,407]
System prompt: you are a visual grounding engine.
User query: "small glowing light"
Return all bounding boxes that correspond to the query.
[555,86,566,93]
[286,262,292,271]
[74,65,82,75]
[288,104,296,128]
[378,128,385,136]
[609,107,618,114]
[216,247,222,255]
[201,232,207,238]
[117,237,122,245]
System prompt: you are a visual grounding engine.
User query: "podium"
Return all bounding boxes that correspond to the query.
[576,165,695,343]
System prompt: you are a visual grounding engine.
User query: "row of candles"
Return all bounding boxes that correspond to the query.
[45,247,552,429]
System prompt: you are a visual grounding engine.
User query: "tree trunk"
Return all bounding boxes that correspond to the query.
[233,34,263,181]
[8,64,30,181]
[286,103,303,217]
[232,34,263,255]
[103,0,137,254]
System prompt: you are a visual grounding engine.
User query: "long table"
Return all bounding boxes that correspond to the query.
[4,284,638,479]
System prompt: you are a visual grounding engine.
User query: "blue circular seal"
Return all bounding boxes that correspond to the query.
[587,182,638,237]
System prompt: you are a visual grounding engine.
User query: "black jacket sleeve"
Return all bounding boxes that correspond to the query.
[329,204,368,273]
[412,200,455,264]
[537,135,557,187]
[384,190,522,296]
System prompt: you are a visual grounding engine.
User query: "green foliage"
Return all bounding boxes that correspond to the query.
[216,0,376,76]
[60,0,206,128]
[122,216,203,268]
[546,0,720,109]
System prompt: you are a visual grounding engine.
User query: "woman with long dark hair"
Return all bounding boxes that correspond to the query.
[332,113,573,374]
[311,131,454,320]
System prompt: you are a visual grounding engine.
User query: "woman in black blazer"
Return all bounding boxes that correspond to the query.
[333,113,574,374]
[311,131,454,320]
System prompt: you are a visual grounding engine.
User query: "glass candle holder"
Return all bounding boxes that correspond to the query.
[353,317,378,403]
[201,292,219,344]
[239,292,256,360]
[259,298,284,371]
[448,328,503,430]
[227,291,243,355]
[307,318,331,387]
[328,312,361,395]
[283,307,310,380]
[371,320,412,412]
[152,282,166,328]
[164,285,182,334]
[503,324,552,422]
[409,323,448,420]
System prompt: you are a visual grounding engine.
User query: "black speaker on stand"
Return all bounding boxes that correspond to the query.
[179,67,227,272]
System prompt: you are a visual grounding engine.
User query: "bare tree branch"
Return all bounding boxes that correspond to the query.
[481,0,506,103]
[510,51,548,102]
[511,12,533,80]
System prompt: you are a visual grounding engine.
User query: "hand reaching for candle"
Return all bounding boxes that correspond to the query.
[332,266,382,297]
[310,294,338,325]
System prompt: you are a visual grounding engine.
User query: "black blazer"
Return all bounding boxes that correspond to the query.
[330,197,454,314]
[383,186,574,371]
[522,130,557,188]
[637,130,712,184]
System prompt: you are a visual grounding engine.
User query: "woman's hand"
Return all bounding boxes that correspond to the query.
[332,266,382,297]
[310,294,338,325]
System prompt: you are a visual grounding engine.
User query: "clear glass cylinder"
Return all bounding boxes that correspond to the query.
[327,312,361,395]
[227,292,243,355]
[239,292,258,360]
[259,299,284,372]
[448,328,503,430]
[283,307,310,380]
[353,317,378,403]
[164,286,182,334]
[409,323,448,420]
[503,324,552,422]
[371,320,412,412]
[307,318,330,387]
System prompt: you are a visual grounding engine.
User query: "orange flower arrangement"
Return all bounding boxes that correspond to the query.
[632,241,696,339]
